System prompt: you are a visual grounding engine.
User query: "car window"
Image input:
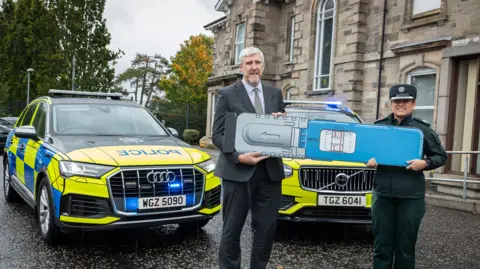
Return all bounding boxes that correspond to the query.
[285,108,361,123]
[0,118,14,128]
[51,103,168,136]
[0,125,9,133]
[15,109,27,128]
[19,103,39,126]
[31,102,47,138]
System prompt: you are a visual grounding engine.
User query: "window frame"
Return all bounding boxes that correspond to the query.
[313,0,336,92]
[234,22,246,65]
[407,67,437,123]
[401,0,447,32]
[412,0,441,16]
[210,93,218,134]
[289,15,295,62]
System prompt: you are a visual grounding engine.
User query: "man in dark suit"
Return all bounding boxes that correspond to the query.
[212,46,286,269]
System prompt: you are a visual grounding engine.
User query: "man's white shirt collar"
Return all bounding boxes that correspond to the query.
[242,79,263,94]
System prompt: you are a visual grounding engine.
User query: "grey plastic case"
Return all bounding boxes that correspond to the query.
[232,113,308,159]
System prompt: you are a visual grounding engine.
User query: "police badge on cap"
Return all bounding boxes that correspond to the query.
[389,84,417,100]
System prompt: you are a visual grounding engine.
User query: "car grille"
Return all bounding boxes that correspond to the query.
[299,167,375,192]
[108,167,204,215]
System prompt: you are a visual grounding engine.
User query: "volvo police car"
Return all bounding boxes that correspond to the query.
[278,100,375,224]
[2,90,221,244]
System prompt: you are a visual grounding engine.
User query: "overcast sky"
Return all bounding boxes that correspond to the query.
[104,0,222,77]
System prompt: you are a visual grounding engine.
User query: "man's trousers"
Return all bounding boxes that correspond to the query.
[371,193,426,269]
[218,161,282,269]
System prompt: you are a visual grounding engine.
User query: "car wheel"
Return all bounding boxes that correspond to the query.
[178,219,210,231]
[3,159,19,202]
[36,177,60,245]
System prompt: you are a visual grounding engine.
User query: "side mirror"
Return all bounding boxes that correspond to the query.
[14,125,38,140]
[167,127,179,138]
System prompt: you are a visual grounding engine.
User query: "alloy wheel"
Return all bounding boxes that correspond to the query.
[39,186,50,235]
[4,163,9,197]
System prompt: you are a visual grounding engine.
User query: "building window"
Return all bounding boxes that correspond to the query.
[289,16,295,62]
[407,67,436,125]
[413,0,441,15]
[313,0,335,91]
[235,23,245,65]
[285,88,292,100]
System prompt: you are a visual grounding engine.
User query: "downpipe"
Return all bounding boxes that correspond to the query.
[375,0,388,120]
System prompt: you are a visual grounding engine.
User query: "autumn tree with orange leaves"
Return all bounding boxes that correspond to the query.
[158,34,213,113]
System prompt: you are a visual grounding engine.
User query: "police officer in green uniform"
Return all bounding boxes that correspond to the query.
[366,84,447,269]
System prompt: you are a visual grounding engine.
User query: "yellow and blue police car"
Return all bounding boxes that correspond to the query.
[278,100,375,224]
[2,89,221,244]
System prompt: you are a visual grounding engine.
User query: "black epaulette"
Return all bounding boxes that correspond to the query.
[413,117,430,126]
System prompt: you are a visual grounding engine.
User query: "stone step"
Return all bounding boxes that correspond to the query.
[426,193,480,214]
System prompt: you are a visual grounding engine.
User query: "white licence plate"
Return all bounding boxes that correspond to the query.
[138,195,186,209]
[318,195,366,207]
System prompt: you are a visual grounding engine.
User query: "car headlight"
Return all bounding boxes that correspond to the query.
[59,161,114,178]
[284,164,293,177]
[197,159,216,173]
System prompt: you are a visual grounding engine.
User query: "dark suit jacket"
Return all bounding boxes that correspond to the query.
[212,80,286,182]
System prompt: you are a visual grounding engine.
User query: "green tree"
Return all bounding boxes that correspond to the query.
[0,0,65,115]
[159,34,213,111]
[116,53,168,106]
[51,0,124,91]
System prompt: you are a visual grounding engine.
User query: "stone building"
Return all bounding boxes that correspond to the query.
[201,0,480,180]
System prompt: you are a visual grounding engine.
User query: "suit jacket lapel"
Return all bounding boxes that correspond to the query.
[234,80,256,113]
[262,83,273,114]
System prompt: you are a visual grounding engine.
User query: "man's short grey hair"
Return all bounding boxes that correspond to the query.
[239,46,264,64]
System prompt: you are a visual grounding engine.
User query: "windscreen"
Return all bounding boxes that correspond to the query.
[285,108,361,123]
[51,103,168,136]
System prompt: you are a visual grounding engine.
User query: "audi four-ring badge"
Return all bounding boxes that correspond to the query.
[2,90,221,245]
[146,171,176,183]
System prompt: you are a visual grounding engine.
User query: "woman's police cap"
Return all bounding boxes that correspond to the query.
[389,84,417,100]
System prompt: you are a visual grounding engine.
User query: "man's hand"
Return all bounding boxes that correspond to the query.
[366,158,377,168]
[271,112,287,117]
[237,152,269,165]
[406,159,427,171]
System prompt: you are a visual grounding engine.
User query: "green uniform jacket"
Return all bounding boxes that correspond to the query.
[373,113,448,198]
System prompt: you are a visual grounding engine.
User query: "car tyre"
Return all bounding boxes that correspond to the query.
[178,219,210,232]
[3,159,19,202]
[36,177,60,245]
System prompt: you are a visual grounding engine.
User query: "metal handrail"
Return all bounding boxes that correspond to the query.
[427,151,480,199]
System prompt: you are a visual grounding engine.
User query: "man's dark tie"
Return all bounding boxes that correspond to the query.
[253,88,263,114]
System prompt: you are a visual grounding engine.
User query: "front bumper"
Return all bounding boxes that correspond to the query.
[278,185,373,224]
[55,171,222,230]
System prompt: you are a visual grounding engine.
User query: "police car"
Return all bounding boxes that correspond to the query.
[2,90,221,244]
[278,100,375,224]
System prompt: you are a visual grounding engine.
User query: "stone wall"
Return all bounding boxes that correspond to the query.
[203,0,480,142]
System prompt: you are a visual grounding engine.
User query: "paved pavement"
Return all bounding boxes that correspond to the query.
[1,156,480,268]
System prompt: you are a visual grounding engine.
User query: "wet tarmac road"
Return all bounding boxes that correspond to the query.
[1,159,480,269]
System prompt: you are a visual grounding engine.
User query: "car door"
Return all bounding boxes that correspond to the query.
[9,103,39,192]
